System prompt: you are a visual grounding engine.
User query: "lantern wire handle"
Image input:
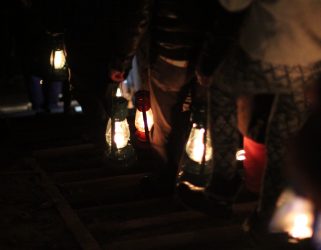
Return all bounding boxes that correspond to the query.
[200,109,207,176]
[51,47,56,74]
[200,91,210,176]
[144,41,152,143]
[142,107,150,143]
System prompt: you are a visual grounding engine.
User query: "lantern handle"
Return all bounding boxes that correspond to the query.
[142,108,150,143]
[200,97,210,175]
[110,83,117,152]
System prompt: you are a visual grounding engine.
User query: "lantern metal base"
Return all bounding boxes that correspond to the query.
[106,144,135,163]
[177,157,213,191]
[135,130,148,142]
[177,171,212,191]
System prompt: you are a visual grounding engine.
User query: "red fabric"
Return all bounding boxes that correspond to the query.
[243,136,267,193]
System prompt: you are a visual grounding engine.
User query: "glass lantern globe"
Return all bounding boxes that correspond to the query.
[105,87,134,161]
[134,90,154,142]
[177,104,213,191]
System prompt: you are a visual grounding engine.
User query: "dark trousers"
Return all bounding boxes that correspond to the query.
[27,75,62,111]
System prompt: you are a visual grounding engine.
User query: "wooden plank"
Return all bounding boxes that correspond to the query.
[62,173,150,189]
[27,158,102,250]
[52,166,108,183]
[14,137,85,151]
[51,163,151,183]
[77,196,183,224]
[60,173,152,207]
[89,201,257,234]
[0,170,39,176]
[78,197,179,216]
[41,157,104,173]
[33,144,96,159]
[89,211,207,233]
[106,225,244,250]
[89,201,255,246]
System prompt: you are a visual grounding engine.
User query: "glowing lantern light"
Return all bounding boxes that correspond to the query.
[48,33,68,81]
[185,125,212,164]
[270,188,314,242]
[106,119,130,149]
[105,87,134,161]
[177,104,213,191]
[50,49,66,70]
[236,149,246,161]
[134,91,154,142]
[290,214,313,240]
[116,87,122,97]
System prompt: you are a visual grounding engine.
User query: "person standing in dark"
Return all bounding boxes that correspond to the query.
[10,0,67,112]
[138,0,235,191]
[198,0,321,232]
[65,0,150,153]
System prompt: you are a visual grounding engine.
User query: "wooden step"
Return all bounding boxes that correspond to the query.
[52,163,151,183]
[89,210,209,235]
[77,197,183,223]
[33,144,96,159]
[60,173,151,207]
[105,225,245,250]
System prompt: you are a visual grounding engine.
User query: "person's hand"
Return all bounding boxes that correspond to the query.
[110,70,125,83]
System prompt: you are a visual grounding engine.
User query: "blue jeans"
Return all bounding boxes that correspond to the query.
[28,76,62,111]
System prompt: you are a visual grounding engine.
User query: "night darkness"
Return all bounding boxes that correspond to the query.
[0,1,320,249]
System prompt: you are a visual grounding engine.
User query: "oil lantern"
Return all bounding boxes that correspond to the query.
[49,33,68,80]
[105,87,134,161]
[134,90,154,142]
[177,104,213,191]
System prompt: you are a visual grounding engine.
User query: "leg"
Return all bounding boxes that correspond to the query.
[259,89,307,217]
[63,79,72,113]
[27,76,44,111]
[167,81,193,169]
[45,80,63,111]
[149,58,190,163]
[149,81,174,162]
[141,58,190,194]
